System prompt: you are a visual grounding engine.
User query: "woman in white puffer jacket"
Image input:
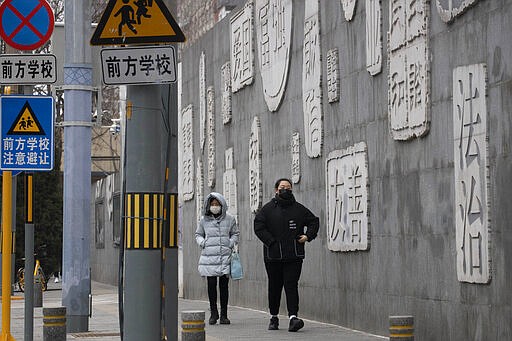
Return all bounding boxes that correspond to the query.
[195,192,239,325]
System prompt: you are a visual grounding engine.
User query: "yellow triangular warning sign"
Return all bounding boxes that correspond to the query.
[8,101,45,135]
[90,0,185,46]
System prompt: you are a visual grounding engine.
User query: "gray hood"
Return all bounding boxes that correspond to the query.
[203,192,228,218]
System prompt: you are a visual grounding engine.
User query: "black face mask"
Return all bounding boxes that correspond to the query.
[278,188,293,200]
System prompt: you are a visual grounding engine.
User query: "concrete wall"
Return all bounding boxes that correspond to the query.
[90,173,121,286]
[179,0,512,339]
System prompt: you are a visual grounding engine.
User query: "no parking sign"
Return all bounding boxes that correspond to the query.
[0,0,54,51]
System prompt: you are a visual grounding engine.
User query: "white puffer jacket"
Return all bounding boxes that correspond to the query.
[195,192,239,277]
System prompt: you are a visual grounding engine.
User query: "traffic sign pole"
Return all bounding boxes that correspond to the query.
[62,0,92,332]
[1,170,15,341]
[24,173,35,341]
[0,85,15,341]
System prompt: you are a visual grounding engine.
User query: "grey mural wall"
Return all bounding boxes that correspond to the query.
[178,0,512,339]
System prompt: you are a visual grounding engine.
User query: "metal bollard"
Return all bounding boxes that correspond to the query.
[43,307,66,341]
[34,281,43,307]
[181,310,205,341]
[389,315,414,340]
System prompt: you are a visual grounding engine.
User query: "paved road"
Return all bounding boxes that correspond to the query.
[1,280,388,340]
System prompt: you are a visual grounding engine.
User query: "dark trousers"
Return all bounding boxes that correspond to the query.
[207,275,229,316]
[264,260,303,317]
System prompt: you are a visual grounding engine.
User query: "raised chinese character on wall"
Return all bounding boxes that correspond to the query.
[207,86,216,188]
[223,147,238,222]
[453,63,490,284]
[231,0,255,92]
[326,142,370,252]
[366,0,382,76]
[303,0,323,158]
[221,62,232,124]
[388,0,430,140]
[196,159,204,223]
[326,48,339,103]
[199,52,206,152]
[255,0,293,112]
[291,132,300,183]
[340,0,357,21]
[181,104,194,201]
[436,0,480,23]
[249,116,262,213]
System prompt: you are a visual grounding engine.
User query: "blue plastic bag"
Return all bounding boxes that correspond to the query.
[230,250,244,280]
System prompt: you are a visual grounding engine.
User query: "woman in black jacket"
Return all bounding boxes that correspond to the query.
[254,178,319,332]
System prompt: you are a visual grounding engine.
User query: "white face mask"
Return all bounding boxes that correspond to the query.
[210,205,221,215]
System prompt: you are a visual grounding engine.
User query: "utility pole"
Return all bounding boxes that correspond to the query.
[62,0,92,332]
[163,82,179,341]
[121,0,180,338]
[123,84,167,340]
[24,174,35,341]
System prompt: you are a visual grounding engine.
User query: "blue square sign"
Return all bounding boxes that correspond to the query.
[0,96,54,171]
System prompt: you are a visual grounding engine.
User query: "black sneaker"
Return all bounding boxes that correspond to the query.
[288,317,304,332]
[268,316,279,330]
[219,316,231,324]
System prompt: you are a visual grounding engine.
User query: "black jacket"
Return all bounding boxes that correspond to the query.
[254,196,319,262]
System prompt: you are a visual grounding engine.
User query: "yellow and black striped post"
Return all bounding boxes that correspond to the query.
[163,193,178,248]
[389,315,414,340]
[124,192,164,250]
[124,192,178,249]
[181,310,205,341]
[43,307,66,340]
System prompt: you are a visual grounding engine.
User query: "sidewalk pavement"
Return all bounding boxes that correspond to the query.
[1,279,388,340]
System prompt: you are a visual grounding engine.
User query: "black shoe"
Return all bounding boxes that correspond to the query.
[219,316,231,324]
[268,316,279,330]
[288,317,304,332]
[209,310,219,325]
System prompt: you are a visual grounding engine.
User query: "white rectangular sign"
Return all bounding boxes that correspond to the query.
[0,54,57,84]
[100,46,177,85]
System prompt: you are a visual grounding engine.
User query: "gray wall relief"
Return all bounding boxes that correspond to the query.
[207,86,216,188]
[231,0,255,92]
[221,62,232,124]
[195,158,204,223]
[453,63,490,284]
[223,147,238,222]
[291,132,300,184]
[177,1,512,339]
[95,179,105,249]
[326,142,369,252]
[249,116,262,213]
[436,0,480,23]
[255,0,293,112]
[326,48,340,103]
[365,0,382,76]
[340,0,357,21]
[199,52,206,152]
[181,104,194,201]
[303,0,323,158]
[106,174,114,221]
[91,173,120,285]
[388,0,430,140]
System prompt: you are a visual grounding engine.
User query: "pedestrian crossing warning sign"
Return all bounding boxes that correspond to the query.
[90,0,185,46]
[8,101,45,135]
